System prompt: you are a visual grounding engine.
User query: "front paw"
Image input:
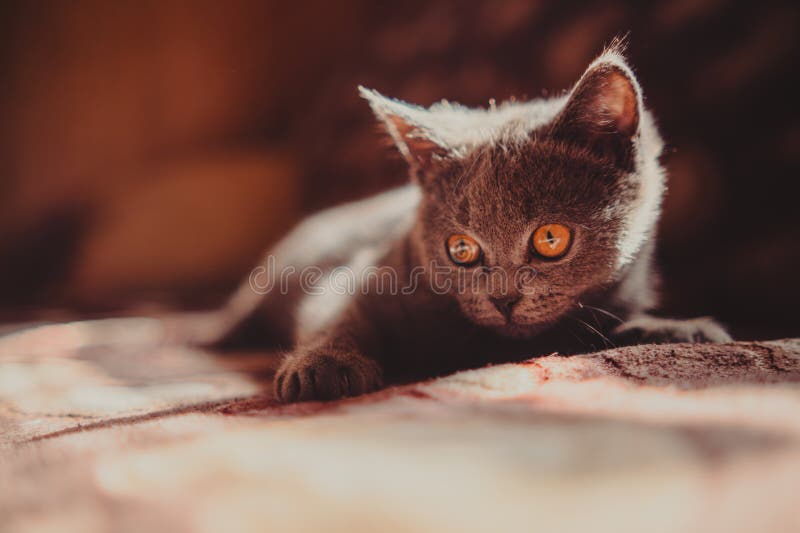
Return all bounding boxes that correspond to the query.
[612,316,732,345]
[275,350,383,403]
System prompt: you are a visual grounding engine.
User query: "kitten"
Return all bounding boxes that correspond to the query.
[204,45,732,402]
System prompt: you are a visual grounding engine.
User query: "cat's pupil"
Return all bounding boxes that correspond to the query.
[546,230,554,242]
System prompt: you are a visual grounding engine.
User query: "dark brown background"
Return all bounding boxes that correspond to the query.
[0,0,797,339]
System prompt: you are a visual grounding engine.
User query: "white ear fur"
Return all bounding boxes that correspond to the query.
[576,45,664,271]
[560,45,643,138]
[359,47,664,275]
[359,87,451,168]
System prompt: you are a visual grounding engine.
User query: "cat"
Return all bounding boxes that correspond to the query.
[0,45,730,400]
[212,43,731,403]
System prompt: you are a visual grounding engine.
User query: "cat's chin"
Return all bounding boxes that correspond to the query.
[485,321,549,340]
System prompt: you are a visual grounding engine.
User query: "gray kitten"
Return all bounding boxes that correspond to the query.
[217,45,731,403]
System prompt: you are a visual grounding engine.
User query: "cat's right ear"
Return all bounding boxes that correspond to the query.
[549,46,642,170]
[359,87,450,174]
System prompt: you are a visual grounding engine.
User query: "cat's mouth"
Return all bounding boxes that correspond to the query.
[478,304,570,339]
[464,297,569,338]
[486,319,549,339]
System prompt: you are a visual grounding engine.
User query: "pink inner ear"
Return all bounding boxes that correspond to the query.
[387,114,446,164]
[596,70,639,137]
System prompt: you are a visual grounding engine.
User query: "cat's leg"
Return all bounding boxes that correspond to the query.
[611,315,732,345]
[275,343,383,403]
[274,302,385,403]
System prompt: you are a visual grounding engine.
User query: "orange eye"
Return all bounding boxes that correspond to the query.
[531,224,571,259]
[446,234,482,266]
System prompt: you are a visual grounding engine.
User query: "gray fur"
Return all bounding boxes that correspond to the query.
[219,46,731,403]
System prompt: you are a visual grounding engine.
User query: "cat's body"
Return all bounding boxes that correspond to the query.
[223,184,628,382]
[218,45,731,403]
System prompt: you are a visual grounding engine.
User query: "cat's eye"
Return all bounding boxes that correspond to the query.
[531,224,571,259]
[446,234,482,266]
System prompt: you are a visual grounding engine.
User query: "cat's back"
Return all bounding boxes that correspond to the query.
[271,183,420,270]
[216,184,420,347]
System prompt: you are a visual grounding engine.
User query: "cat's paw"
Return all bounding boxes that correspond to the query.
[274,350,383,403]
[612,316,732,345]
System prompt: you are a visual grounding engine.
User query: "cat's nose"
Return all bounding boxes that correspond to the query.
[489,294,520,320]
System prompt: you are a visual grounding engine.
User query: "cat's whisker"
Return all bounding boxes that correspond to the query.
[568,314,616,348]
[577,302,624,324]
[583,305,604,330]
[562,323,593,351]
[453,148,484,192]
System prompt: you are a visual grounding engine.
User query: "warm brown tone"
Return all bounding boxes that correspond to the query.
[2,335,799,531]
[0,1,797,340]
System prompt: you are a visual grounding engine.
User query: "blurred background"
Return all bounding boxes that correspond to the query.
[0,0,797,339]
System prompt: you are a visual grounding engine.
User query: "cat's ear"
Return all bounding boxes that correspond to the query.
[359,86,450,172]
[549,49,642,169]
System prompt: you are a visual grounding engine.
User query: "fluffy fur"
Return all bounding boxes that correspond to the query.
[219,45,731,403]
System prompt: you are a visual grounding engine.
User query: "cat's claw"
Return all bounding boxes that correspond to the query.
[612,315,732,345]
[275,351,383,403]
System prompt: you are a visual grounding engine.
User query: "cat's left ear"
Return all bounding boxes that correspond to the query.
[549,50,642,169]
[359,86,450,173]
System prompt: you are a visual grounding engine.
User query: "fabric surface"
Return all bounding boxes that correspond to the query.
[1,330,799,532]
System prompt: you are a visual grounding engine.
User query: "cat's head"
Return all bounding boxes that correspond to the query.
[361,45,665,338]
